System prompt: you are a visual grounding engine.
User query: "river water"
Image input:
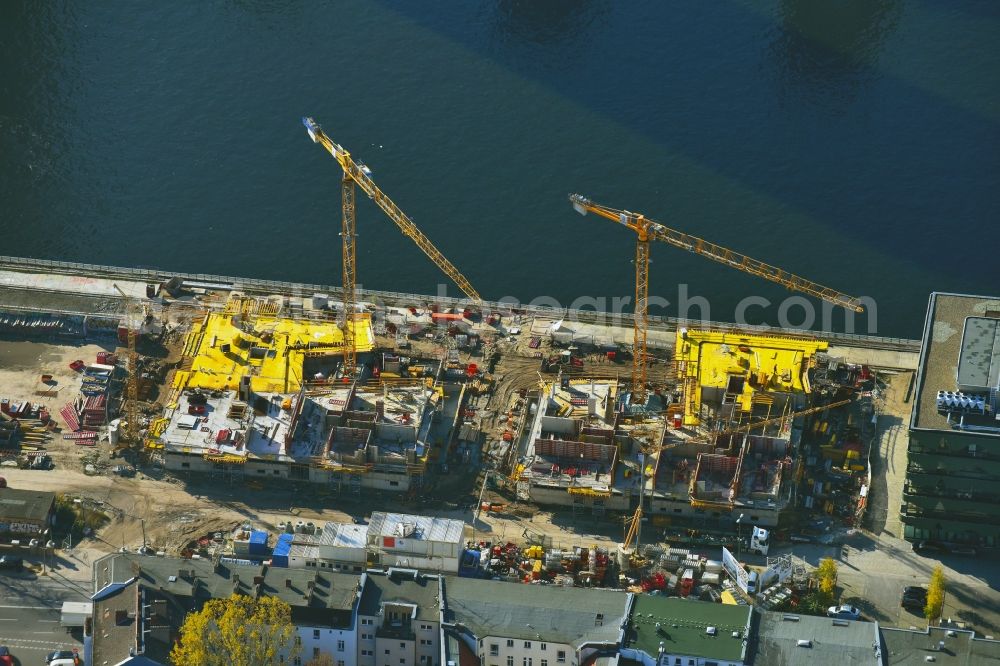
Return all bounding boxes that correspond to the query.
[1,1,997,337]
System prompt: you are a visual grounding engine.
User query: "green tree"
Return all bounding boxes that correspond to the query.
[925,565,946,622]
[170,594,299,666]
[816,557,838,600]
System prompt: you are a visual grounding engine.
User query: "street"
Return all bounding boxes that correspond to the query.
[0,603,83,663]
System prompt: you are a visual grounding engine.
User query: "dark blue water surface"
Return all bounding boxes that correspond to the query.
[1,1,998,337]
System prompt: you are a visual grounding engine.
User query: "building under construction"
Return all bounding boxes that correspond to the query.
[510,328,852,527]
[149,297,458,493]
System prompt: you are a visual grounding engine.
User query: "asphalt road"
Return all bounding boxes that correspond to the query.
[0,603,83,664]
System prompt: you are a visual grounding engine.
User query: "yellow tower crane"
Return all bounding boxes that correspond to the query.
[303,117,482,377]
[569,194,863,405]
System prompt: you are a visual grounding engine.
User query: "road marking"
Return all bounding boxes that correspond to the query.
[38,619,59,622]
[0,604,59,610]
[0,618,16,621]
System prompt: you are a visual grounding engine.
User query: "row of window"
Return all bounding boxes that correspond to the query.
[486,640,565,660]
[304,560,364,572]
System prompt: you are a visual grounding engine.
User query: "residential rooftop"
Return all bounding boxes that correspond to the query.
[881,626,1000,665]
[626,595,750,662]
[751,610,880,665]
[358,569,441,622]
[0,486,55,525]
[912,292,1000,435]
[444,577,630,648]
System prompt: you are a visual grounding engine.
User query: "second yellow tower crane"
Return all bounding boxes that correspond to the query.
[570,194,863,405]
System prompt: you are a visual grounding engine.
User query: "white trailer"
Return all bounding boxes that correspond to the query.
[60,601,91,628]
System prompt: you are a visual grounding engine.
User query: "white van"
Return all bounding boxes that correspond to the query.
[746,570,760,595]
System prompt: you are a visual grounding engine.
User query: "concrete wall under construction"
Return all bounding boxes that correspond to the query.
[648,495,782,527]
[527,485,631,513]
[161,451,416,492]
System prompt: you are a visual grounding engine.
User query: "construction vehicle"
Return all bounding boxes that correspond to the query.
[619,504,645,569]
[569,194,863,405]
[302,117,482,377]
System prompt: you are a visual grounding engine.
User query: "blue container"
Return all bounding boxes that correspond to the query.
[248,530,269,556]
[271,533,292,567]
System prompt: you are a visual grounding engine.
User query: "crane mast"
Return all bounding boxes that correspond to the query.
[570,194,863,405]
[341,174,358,375]
[113,284,141,449]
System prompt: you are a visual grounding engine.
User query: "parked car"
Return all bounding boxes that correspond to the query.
[913,540,947,555]
[46,649,78,664]
[0,646,12,666]
[0,556,23,571]
[827,604,862,620]
[901,586,928,610]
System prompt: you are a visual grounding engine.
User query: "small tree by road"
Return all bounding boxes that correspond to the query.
[170,594,299,666]
[817,557,838,600]
[925,565,946,622]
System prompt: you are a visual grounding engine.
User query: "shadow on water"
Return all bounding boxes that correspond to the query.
[380,0,1000,304]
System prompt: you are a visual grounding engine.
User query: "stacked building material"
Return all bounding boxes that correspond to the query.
[60,403,81,432]
[82,395,107,428]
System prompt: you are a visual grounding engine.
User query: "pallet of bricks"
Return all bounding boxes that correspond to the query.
[81,394,107,429]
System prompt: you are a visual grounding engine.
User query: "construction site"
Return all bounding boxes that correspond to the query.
[0,119,920,604]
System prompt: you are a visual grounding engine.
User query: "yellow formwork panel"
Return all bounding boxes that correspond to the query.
[675,330,827,426]
[181,312,375,393]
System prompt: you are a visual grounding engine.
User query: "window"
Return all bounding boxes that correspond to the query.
[522,659,533,666]
[400,642,406,648]
[524,641,531,649]
[674,508,682,513]
[294,659,302,666]
[674,659,681,666]
[541,661,548,666]
[390,481,400,487]
[313,648,321,658]
[400,660,406,665]
[750,515,759,521]
[295,636,302,646]
[540,643,546,651]
[362,650,373,656]
[420,658,428,664]
[363,618,373,625]
[257,469,266,474]
[490,644,499,657]
[386,649,392,655]
[689,660,695,665]
[181,462,190,468]
[337,640,345,651]
[507,640,514,648]
[273,469,281,475]
[363,633,373,640]
[507,658,514,666]
[557,651,566,663]
[313,630,321,639]
[338,662,345,666]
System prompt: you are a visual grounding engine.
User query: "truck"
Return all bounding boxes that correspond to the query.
[60,601,91,629]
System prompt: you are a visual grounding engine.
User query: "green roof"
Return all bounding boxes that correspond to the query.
[627,595,750,661]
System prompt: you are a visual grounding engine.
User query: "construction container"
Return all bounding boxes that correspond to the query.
[248,530,269,556]
[271,533,292,568]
